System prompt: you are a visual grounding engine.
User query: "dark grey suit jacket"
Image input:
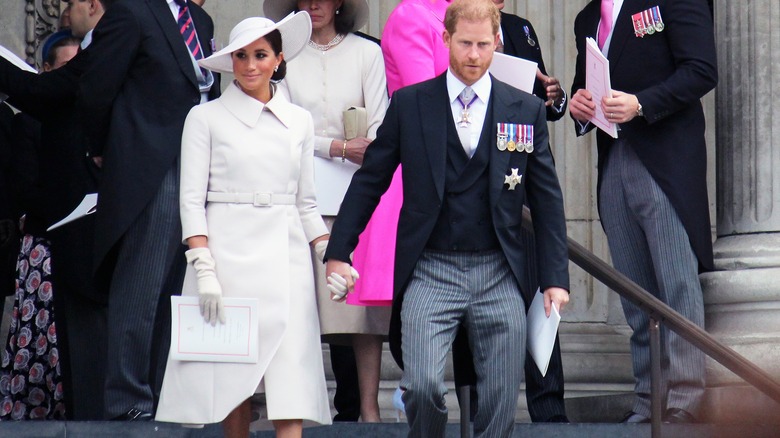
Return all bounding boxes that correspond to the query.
[571,0,717,271]
[326,73,569,368]
[78,0,220,283]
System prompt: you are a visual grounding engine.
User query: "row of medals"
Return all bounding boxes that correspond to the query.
[633,7,665,38]
[497,134,533,153]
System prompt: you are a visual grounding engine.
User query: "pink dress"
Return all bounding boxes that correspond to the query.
[349,0,450,306]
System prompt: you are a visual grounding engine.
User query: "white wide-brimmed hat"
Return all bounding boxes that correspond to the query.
[199,11,312,74]
[263,0,368,33]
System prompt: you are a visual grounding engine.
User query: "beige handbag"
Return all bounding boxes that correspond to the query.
[342,106,368,140]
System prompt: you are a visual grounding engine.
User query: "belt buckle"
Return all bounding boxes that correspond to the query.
[253,193,271,207]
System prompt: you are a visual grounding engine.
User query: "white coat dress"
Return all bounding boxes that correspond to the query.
[155,82,331,425]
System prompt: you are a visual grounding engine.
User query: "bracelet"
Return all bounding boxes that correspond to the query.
[341,140,347,163]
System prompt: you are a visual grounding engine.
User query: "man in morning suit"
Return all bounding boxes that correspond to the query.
[325,1,570,436]
[77,0,219,420]
[569,0,717,424]
[0,0,110,419]
[495,1,570,423]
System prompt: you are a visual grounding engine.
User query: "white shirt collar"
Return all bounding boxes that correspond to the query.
[167,0,181,20]
[446,69,492,106]
[81,29,94,50]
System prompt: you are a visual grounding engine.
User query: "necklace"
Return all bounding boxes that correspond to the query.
[308,33,346,51]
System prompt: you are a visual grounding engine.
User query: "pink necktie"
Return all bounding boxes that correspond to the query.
[598,0,613,50]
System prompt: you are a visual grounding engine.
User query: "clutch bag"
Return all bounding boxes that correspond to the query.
[342,106,368,140]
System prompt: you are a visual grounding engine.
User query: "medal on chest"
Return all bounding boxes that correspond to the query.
[457,88,478,128]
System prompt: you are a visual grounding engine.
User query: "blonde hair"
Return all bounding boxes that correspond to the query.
[444,0,501,36]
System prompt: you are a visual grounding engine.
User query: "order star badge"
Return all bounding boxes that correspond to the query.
[504,168,522,191]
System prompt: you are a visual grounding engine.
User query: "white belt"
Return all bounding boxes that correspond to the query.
[206,192,296,207]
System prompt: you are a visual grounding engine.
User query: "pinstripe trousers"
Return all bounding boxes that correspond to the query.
[104,164,186,418]
[400,250,525,438]
[599,140,705,418]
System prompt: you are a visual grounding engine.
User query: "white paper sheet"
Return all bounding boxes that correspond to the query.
[585,37,618,138]
[46,193,98,231]
[526,288,561,377]
[0,45,37,73]
[170,296,259,363]
[313,158,360,216]
[488,51,537,94]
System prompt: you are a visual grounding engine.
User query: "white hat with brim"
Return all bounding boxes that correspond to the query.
[198,12,312,74]
[263,0,369,33]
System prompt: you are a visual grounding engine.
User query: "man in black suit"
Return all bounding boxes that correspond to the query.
[325,1,569,435]
[570,0,716,424]
[0,0,109,419]
[77,0,219,420]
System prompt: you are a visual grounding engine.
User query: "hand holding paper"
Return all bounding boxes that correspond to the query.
[584,37,618,138]
[544,286,569,317]
[527,289,562,377]
[185,247,226,325]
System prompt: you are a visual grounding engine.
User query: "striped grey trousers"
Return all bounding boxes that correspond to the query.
[104,164,186,418]
[400,250,525,438]
[599,140,705,418]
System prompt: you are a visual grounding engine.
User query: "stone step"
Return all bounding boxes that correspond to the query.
[1,421,778,438]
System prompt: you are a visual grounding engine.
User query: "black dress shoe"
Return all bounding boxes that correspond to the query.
[663,408,696,424]
[112,407,153,421]
[620,411,650,423]
[544,415,570,423]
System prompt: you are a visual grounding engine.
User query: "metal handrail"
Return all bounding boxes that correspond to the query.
[456,209,780,437]
[521,206,780,434]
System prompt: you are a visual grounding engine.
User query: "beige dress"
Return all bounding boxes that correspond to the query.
[284,33,391,339]
[155,83,331,425]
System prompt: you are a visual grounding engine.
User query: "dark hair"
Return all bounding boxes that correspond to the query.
[333,4,357,35]
[264,29,287,81]
[43,36,80,67]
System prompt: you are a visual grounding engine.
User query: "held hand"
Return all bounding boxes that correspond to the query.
[570,89,595,123]
[325,260,359,302]
[185,247,226,326]
[543,286,569,317]
[602,90,640,124]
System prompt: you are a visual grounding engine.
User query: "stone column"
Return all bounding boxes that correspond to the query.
[701,0,780,390]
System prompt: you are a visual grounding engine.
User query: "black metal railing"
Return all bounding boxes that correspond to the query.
[518,206,780,437]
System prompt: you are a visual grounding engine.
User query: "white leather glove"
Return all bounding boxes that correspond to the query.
[327,267,359,301]
[185,247,226,325]
[314,240,328,263]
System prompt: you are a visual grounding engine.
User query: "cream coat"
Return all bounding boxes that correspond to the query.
[156,82,331,425]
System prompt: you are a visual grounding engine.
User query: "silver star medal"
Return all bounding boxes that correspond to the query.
[504,168,522,191]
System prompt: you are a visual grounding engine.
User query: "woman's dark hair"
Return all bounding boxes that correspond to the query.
[333,3,357,35]
[292,4,356,35]
[264,29,287,81]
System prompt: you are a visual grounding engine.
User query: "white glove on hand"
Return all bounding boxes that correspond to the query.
[185,247,226,326]
[314,240,328,263]
[327,267,359,301]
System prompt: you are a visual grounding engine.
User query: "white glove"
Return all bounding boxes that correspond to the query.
[327,267,359,301]
[314,240,328,263]
[185,247,226,325]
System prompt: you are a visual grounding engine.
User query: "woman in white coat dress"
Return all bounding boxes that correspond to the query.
[155,13,331,438]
